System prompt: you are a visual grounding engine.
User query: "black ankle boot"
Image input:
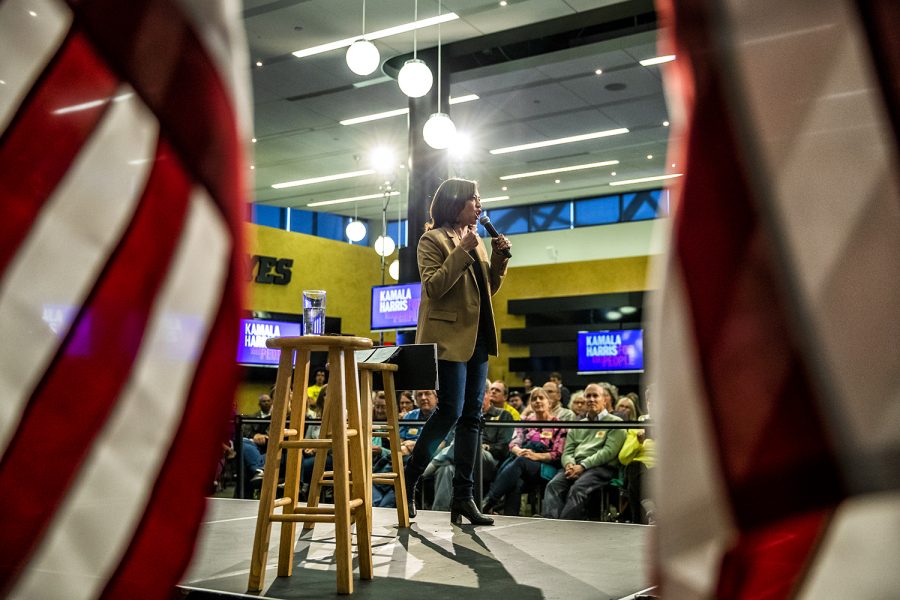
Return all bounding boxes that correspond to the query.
[450,498,494,526]
[407,496,417,519]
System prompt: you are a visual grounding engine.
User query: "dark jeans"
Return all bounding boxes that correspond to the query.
[485,456,544,516]
[405,337,489,500]
[543,464,617,520]
[625,461,650,523]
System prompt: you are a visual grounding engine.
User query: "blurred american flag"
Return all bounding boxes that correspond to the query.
[0,0,250,597]
[652,0,900,597]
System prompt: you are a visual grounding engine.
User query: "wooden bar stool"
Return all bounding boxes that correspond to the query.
[248,335,373,595]
[303,361,410,530]
[358,362,409,528]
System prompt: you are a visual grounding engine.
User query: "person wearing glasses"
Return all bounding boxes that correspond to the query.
[542,382,627,520]
[403,177,511,526]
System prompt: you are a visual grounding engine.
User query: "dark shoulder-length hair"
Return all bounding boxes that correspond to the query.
[424,178,477,231]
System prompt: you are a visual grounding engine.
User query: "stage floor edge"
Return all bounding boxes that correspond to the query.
[180,497,653,600]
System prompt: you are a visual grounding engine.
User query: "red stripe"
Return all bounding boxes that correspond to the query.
[0,138,192,593]
[66,0,247,232]
[716,509,832,599]
[100,272,240,599]
[64,1,248,594]
[669,0,845,525]
[658,0,847,596]
[0,31,119,278]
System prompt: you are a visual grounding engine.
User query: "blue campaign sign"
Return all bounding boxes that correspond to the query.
[371,282,421,331]
[577,329,644,374]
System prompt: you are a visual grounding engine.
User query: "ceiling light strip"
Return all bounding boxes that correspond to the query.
[271,169,375,189]
[480,195,509,203]
[609,174,682,186]
[340,108,409,126]
[293,13,459,59]
[500,160,619,181]
[307,190,400,207]
[489,128,629,155]
[639,55,676,66]
[339,94,478,126]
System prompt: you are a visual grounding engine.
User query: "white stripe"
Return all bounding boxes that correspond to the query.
[11,190,231,600]
[0,89,157,455]
[172,0,253,143]
[0,0,72,134]
[721,0,900,487]
[651,262,737,599]
[796,491,900,598]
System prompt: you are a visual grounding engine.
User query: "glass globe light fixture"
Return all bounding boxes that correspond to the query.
[398,58,432,98]
[345,219,367,242]
[389,259,400,280]
[374,235,396,257]
[423,112,457,150]
[346,39,380,75]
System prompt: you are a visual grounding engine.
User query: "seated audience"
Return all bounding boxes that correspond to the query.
[306,368,327,402]
[549,371,571,407]
[543,383,627,520]
[481,388,566,516]
[522,381,576,420]
[522,376,535,397]
[398,390,415,416]
[569,391,587,419]
[399,389,437,455]
[597,382,618,412]
[507,390,524,413]
[371,394,403,507]
[614,396,639,422]
[619,389,656,523]
[428,381,514,511]
[241,393,272,439]
[488,379,521,420]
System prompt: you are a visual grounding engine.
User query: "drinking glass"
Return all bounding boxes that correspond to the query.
[302,290,326,335]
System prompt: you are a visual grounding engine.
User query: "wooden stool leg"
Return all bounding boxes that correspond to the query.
[383,372,410,527]
[328,349,354,594]
[345,352,373,580]
[278,349,311,576]
[303,387,332,531]
[358,369,374,528]
[248,349,294,592]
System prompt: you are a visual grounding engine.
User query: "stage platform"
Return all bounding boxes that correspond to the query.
[180,498,654,599]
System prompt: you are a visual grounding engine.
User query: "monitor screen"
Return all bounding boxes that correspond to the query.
[577,329,644,374]
[371,282,421,331]
[237,318,301,366]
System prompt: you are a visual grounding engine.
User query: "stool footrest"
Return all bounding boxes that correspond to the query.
[283,428,298,437]
[372,474,398,484]
[269,498,365,523]
[281,439,331,449]
[273,497,293,507]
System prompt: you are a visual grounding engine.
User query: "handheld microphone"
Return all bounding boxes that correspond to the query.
[479,216,511,259]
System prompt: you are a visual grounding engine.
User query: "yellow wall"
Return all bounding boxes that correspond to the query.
[240,224,651,400]
[488,255,652,383]
[239,223,394,412]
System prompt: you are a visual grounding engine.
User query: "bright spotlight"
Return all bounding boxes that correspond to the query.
[370,147,396,175]
[448,132,471,157]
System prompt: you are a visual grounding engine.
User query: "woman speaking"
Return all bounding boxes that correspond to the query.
[404,178,511,526]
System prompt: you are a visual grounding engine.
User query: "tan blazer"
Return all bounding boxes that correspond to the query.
[415,225,509,362]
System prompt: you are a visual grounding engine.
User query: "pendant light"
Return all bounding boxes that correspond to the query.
[346,202,367,242]
[423,0,456,149]
[346,0,380,75]
[397,0,433,98]
[374,235,396,257]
